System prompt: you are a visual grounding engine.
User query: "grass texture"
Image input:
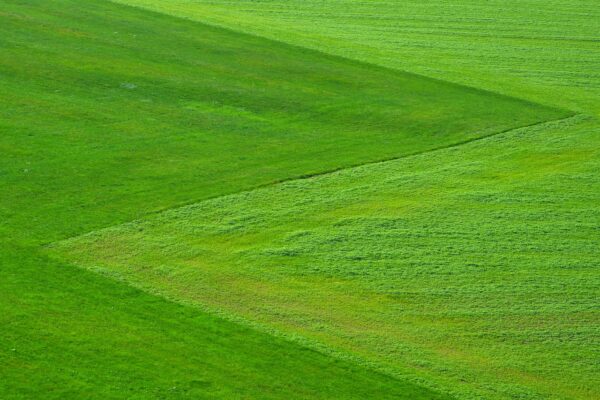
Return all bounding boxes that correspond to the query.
[53,115,600,400]
[0,0,559,242]
[112,0,600,115]
[1,244,448,400]
[2,0,597,398]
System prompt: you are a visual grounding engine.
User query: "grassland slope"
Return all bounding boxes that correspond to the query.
[2,0,595,398]
[53,115,600,400]
[0,0,560,243]
[111,0,600,115]
[4,0,560,397]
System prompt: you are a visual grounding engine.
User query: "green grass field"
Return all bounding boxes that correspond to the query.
[2,0,598,399]
[52,115,600,399]
[112,0,600,114]
[2,0,561,241]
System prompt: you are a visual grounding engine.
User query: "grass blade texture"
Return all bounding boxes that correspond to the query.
[53,115,600,400]
[2,0,597,399]
[0,0,561,241]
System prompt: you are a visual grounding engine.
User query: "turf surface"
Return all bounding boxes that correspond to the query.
[53,115,600,400]
[0,0,560,242]
[2,0,598,398]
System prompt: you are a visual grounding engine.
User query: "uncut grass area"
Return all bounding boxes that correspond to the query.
[52,115,600,400]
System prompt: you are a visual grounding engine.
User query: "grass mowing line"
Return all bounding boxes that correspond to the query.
[50,114,600,400]
[51,112,578,246]
[103,0,569,113]
[2,244,455,400]
[111,0,599,115]
[0,0,567,244]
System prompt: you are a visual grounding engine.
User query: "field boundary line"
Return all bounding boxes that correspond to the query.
[106,0,570,112]
[49,113,581,246]
[44,113,583,399]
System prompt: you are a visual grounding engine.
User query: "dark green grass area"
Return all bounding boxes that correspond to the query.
[1,244,448,400]
[0,0,565,241]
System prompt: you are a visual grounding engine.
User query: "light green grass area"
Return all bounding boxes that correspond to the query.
[1,245,449,400]
[0,0,559,242]
[112,0,600,115]
[53,115,600,400]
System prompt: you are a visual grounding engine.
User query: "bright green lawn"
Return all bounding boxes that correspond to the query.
[1,244,449,400]
[0,0,559,242]
[112,0,600,115]
[2,0,558,397]
[53,115,600,400]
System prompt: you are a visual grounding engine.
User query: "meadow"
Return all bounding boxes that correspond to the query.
[112,0,600,114]
[2,0,485,397]
[1,0,559,242]
[53,115,599,400]
[2,0,598,399]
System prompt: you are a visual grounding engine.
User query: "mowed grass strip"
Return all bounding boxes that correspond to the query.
[52,116,600,400]
[0,0,565,242]
[0,245,451,400]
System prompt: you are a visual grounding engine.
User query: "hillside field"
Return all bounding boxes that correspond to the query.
[2,0,599,399]
[53,115,599,399]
